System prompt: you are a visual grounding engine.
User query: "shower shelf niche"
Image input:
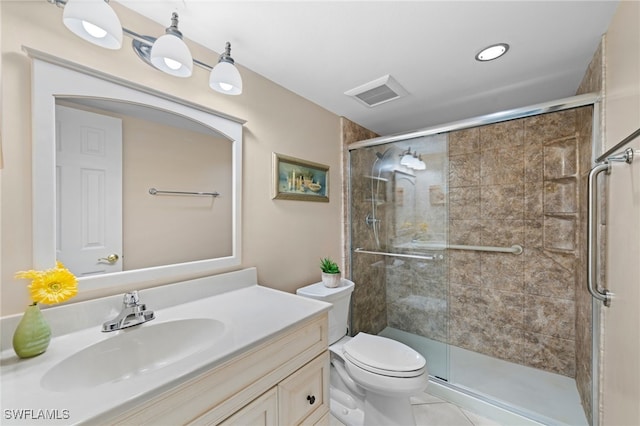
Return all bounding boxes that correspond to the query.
[542,135,579,254]
[544,178,578,214]
[543,215,577,252]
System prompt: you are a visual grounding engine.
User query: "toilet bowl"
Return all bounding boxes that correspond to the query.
[297,280,428,426]
[343,332,428,394]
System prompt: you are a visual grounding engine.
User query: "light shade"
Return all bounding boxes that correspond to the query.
[400,150,415,167]
[150,33,193,77]
[62,0,122,50]
[209,60,243,95]
[149,13,193,78]
[412,155,426,170]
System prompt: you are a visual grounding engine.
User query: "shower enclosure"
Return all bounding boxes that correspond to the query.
[347,98,598,425]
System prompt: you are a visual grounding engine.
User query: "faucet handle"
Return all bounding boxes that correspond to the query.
[123,291,140,307]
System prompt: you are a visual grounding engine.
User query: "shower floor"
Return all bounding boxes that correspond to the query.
[379,327,588,426]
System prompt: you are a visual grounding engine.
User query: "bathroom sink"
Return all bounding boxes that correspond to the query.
[41,318,225,392]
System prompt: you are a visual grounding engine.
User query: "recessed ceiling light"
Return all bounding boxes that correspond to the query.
[475,43,510,62]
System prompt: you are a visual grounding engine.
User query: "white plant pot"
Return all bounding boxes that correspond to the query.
[321,272,341,288]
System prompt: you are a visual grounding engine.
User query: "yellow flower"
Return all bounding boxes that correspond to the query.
[15,261,78,305]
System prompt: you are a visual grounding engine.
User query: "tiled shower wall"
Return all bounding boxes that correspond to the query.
[346,107,593,378]
[348,148,389,335]
[448,108,590,376]
[341,118,386,335]
[574,40,603,426]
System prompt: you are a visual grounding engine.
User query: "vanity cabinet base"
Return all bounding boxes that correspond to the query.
[218,351,330,426]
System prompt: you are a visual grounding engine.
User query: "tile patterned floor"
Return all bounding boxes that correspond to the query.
[330,391,501,426]
[410,392,501,426]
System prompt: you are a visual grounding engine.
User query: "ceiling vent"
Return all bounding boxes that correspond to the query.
[345,75,408,107]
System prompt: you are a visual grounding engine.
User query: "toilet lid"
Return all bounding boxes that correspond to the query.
[342,333,426,378]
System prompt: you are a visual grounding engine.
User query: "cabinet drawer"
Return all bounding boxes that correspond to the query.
[218,387,278,426]
[278,352,329,426]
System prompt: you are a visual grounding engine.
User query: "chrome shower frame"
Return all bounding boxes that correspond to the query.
[346,92,603,426]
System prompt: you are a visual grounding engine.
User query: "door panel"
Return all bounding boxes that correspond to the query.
[56,105,123,276]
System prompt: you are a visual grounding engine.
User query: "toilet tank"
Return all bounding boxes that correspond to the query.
[296,279,354,345]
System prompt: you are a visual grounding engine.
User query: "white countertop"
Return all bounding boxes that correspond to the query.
[0,268,329,425]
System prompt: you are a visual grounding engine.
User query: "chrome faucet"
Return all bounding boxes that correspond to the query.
[102,291,155,332]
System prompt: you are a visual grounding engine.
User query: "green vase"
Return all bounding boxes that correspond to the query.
[12,304,51,359]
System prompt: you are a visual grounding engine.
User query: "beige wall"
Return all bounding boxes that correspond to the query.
[602,1,640,425]
[0,1,342,316]
[121,115,233,270]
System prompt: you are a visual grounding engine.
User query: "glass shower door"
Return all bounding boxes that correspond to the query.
[349,134,450,380]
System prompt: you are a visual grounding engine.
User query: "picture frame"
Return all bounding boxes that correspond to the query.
[272,152,329,202]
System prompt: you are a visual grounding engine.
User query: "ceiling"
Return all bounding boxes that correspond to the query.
[117,1,619,136]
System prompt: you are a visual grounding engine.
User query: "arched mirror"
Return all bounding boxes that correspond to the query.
[29,49,243,292]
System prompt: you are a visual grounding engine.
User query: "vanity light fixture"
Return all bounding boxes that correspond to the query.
[400,148,416,167]
[209,42,243,95]
[399,148,426,170]
[412,154,426,171]
[58,0,123,49]
[49,0,243,95]
[149,13,193,78]
[475,43,510,62]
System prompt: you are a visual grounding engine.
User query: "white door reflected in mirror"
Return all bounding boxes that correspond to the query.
[56,105,123,276]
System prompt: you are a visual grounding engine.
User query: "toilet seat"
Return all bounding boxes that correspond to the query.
[342,333,426,378]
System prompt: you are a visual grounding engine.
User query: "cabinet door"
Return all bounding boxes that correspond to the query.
[218,388,278,426]
[278,352,330,426]
[313,412,330,426]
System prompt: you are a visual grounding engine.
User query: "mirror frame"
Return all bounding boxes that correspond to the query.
[27,48,243,292]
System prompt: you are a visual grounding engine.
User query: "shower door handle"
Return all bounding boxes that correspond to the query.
[588,147,634,307]
[587,163,612,306]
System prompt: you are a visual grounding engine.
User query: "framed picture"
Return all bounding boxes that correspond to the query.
[272,152,329,202]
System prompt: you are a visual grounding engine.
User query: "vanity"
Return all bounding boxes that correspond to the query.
[0,268,331,425]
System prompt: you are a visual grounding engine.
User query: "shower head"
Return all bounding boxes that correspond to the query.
[371,148,398,174]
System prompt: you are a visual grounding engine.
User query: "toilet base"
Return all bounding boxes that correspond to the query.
[363,392,416,426]
[330,387,364,426]
[329,386,417,426]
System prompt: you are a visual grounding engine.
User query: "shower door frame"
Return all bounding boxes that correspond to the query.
[346,92,602,426]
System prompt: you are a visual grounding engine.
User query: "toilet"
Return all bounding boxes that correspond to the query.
[297,279,428,426]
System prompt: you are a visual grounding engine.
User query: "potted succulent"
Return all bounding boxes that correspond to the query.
[320,257,341,288]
